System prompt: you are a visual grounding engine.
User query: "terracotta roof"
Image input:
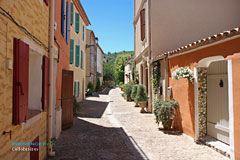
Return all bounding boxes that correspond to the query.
[152,27,240,61]
[73,0,91,26]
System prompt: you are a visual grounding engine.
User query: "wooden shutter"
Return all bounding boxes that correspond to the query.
[82,25,85,41]
[42,56,49,112]
[44,0,48,6]
[70,2,74,25]
[140,9,145,41]
[75,13,79,33]
[70,39,74,64]
[66,2,69,44]
[75,45,80,67]
[81,50,84,69]
[30,136,39,160]
[74,81,76,97]
[61,0,65,35]
[13,38,29,125]
[78,82,80,97]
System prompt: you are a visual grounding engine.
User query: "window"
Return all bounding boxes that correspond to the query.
[61,0,65,36]
[81,50,84,69]
[70,2,74,25]
[13,38,49,125]
[82,25,85,41]
[140,8,145,41]
[75,12,79,33]
[70,39,74,64]
[66,1,69,43]
[75,45,80,67]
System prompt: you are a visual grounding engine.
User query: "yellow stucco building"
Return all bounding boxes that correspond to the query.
[69,0,90,102]
[0,0,49,159]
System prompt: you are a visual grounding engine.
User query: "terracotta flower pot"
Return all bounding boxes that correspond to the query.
[162,119,173,130]
[134,98,139,107]
[139,101,147,113]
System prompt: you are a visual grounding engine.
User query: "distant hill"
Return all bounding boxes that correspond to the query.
[104,51,134,64]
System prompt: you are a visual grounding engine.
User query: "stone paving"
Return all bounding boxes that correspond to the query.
[49,88,228,160]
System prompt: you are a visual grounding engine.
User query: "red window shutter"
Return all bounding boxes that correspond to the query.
[140,9,146,41]
[44,0,49,6]
[42,56,49,112]
[30,136,39,160]
[13,38,29,125]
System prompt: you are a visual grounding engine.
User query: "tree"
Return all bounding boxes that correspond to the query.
[103,62,115,81]
[114,54,129,84]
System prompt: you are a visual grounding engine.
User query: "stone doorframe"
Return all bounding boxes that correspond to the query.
[194,57,235,159]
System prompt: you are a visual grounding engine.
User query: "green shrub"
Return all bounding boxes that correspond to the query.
[136,85,147,102]
[119,82,124,89]
[86,82,94,95]
[153,99,178,128]
[124,83,132,97]
[131,85,138,99]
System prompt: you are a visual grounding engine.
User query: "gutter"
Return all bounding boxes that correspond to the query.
[48,0,56,157]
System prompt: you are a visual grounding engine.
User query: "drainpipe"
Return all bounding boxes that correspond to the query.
[48,0,56,157]
[164,55,168,100]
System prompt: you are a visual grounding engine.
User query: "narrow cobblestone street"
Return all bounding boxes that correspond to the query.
[50,88,228,160]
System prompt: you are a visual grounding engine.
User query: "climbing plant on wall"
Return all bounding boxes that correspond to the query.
[152,61,161,94]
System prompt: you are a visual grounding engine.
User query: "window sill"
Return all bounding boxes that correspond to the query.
[22,111,42,131]
[28,109,41,119]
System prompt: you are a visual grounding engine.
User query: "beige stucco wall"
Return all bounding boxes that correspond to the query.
[0,0,49,159]
[69,3,87,102]
[151,0,240,58]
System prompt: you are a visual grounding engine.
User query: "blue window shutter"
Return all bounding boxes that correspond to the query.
[75,45,80,67]
[66,2,69,44]
[82,25,85,41]
[70,2,74,25]
[75,13,79,33]
[61,0,65,35]
[81,50,84,69]
[70,39,74,64]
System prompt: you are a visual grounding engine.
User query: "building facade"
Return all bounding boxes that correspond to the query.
[0,0,49,159]
[148,0,240,159]
[69,0,90,102]
[85,29,97,88]
[96,44,104,85]
[133,0,151,111]
[124,58,133,84]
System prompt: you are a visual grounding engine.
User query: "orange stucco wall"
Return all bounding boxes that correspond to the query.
[54,0,71,108]
[168,37,240,141]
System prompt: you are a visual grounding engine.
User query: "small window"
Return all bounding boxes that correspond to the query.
[75,13,80,33]
[140,9,145,41]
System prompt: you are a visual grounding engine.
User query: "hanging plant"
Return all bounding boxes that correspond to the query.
[171,67,194,83]
[152,61,161,93]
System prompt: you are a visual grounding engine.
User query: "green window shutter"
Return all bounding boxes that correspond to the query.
[70,2,74,25]
[75,45,80,67]
[74,81,76,97]
[75,13,79,33]
[70,39,74,64]
[81,50,84,69]
[82,25,85,41]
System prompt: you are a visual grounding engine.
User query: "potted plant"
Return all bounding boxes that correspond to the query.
[124,83,132,101]
[136,85,148,113]
[119,82,124,91]
[153,99,178,129]
[131,85,139,107]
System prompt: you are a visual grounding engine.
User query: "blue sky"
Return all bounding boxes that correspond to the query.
[81,0,134,53]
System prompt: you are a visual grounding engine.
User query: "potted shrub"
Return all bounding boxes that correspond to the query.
[136,85,148,113]
[153,99,178,129]
[124,83,132,101]
[86,82,94,96]
[119,82,124,91]
[131,85,139,107]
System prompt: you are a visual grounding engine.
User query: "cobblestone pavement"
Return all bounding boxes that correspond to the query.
[49,88,228,160]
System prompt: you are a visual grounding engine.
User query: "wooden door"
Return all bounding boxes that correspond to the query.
[207,61,229,144]
[61,70,74,129]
